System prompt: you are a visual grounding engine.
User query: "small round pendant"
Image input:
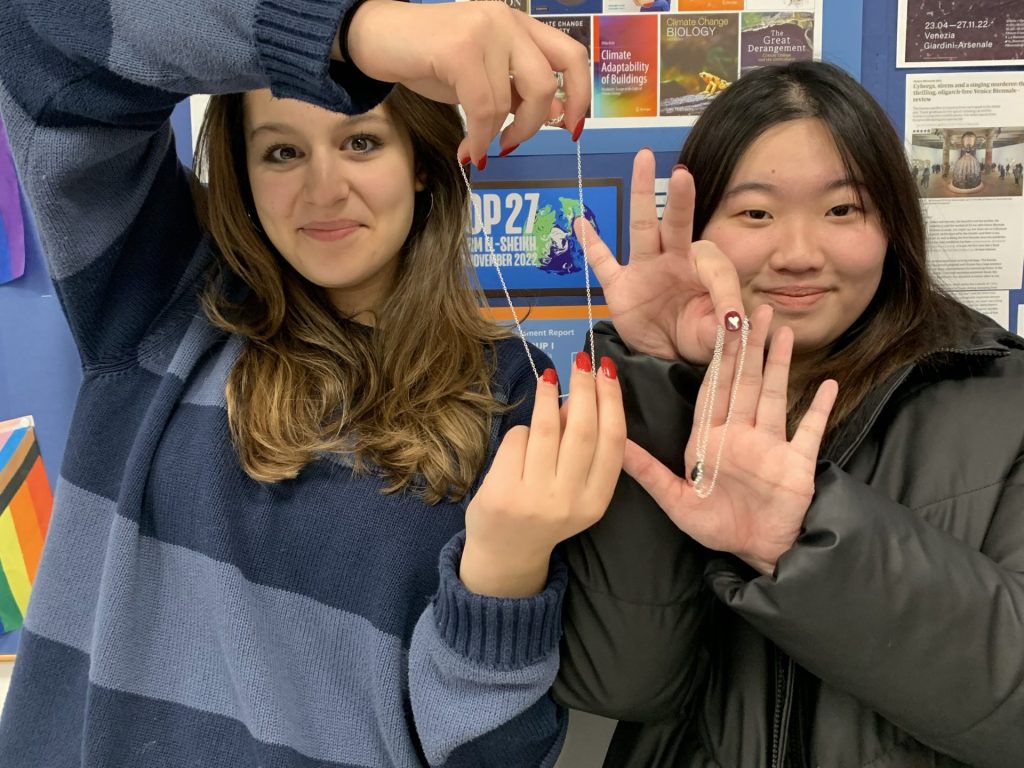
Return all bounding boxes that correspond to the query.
[690,461,703,484]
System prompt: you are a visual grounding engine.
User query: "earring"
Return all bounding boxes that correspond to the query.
[246,210,263,233]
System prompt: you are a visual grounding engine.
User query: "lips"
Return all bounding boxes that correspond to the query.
[759,286,831,309]
[763,286,829,297]
[300,220,361,242]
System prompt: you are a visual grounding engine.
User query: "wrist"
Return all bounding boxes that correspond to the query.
[738,538,795,578]
[743,555,777,578]
[333,0,383,65]
[459,539,552,598]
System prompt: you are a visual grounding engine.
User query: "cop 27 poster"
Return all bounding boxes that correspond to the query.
[468,179,622,298]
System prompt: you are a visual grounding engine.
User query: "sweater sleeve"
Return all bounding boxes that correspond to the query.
[408,340,569,767]
[707,460,1024,768]
[0,0,389,368]
[409,532,568,767]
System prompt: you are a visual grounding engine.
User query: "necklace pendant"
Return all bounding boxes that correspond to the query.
[690,461,703,484]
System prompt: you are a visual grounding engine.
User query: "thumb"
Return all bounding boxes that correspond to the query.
[623,439,686,514]
[573,215,618,289]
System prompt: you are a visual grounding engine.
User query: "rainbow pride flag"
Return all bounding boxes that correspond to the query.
[0,416,53,636]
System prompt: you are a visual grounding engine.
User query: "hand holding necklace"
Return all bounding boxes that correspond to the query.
[622,305,838,577]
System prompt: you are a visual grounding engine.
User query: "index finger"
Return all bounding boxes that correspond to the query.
[660,165,695,256]
[500,49,559,149]
[584,356,626,505]
[629,149,661,262]
[557,353,599,488]
[691,241,746,333]
[455,57,504,166]
[518,14,591,137]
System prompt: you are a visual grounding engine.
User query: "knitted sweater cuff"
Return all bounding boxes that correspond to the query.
[254,0,391,114]
[433,533,567,670]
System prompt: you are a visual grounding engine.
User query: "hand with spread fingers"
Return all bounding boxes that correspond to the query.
[621,305,839,576]
[341,0,589,167]
[575,149,746,364]
[461,354,625,598]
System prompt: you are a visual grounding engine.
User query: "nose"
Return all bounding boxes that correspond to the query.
[303,152,350,208]
[769,216,825,273]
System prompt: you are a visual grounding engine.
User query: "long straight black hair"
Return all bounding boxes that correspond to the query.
[679,61,970,435]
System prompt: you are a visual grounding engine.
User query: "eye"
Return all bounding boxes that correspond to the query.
[263,144,300,163]
[742,209,771,220]
[827,203,860,217]
[346,134,381,154]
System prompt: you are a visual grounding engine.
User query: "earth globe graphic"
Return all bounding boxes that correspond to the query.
[531,198,601,276]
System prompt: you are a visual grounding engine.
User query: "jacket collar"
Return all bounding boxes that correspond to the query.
[824,319,1021,466]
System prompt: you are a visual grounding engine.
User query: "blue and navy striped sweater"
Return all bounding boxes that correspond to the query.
[0,0,567,765]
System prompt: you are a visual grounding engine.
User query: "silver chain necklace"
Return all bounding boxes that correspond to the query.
[458,136,597,386]
[691,316,750,498]
[460,110,746,498]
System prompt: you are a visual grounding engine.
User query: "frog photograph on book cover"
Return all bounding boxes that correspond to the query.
[659,13,739,117]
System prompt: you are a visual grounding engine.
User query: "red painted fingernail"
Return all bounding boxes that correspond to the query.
[541,368,558,386]
[600,356,617,380]
[498,143,520,158]
[575,351,592,373]
[672,164,688,174]
[459,154,470,167]
[572,117,585,142]
[724,311,743,332]
[475,155,488,171]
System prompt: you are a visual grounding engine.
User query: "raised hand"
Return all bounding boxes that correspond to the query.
[343,1,590,167]
[576,149,745,364]
[622,304,838,576]
[461,354,625,598]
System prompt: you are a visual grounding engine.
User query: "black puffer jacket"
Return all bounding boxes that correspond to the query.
[555,316,1024,768]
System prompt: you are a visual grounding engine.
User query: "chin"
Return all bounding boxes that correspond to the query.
[795,330,844,354]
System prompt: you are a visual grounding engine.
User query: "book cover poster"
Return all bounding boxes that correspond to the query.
[470,0,528,11]
[678,0,742,9]
[541,15,593,49]
[469,179,621,296]
[660,14,740,117]
[594,15,659,118]
[741,12,814,73]
[744,0,815,8]
[531,0,602,15]
[605,0,671,14]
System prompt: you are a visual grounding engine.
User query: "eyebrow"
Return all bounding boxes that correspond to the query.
[721,177,862,200]
[248,112,389,141]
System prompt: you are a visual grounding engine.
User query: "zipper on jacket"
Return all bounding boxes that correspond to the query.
[769,345,1008,768]
[770,649,795,768]
[770,344,1009,767]
[788,666,810,768]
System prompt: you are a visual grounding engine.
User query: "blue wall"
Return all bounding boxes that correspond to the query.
[4,0,1023,489]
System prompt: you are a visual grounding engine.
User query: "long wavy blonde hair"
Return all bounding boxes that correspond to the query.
[194,87,508,503]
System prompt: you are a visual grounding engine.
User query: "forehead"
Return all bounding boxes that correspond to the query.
[242,89,393,135]
[733,118,845,180]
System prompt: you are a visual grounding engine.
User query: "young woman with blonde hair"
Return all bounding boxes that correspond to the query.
[0,1,623,765]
